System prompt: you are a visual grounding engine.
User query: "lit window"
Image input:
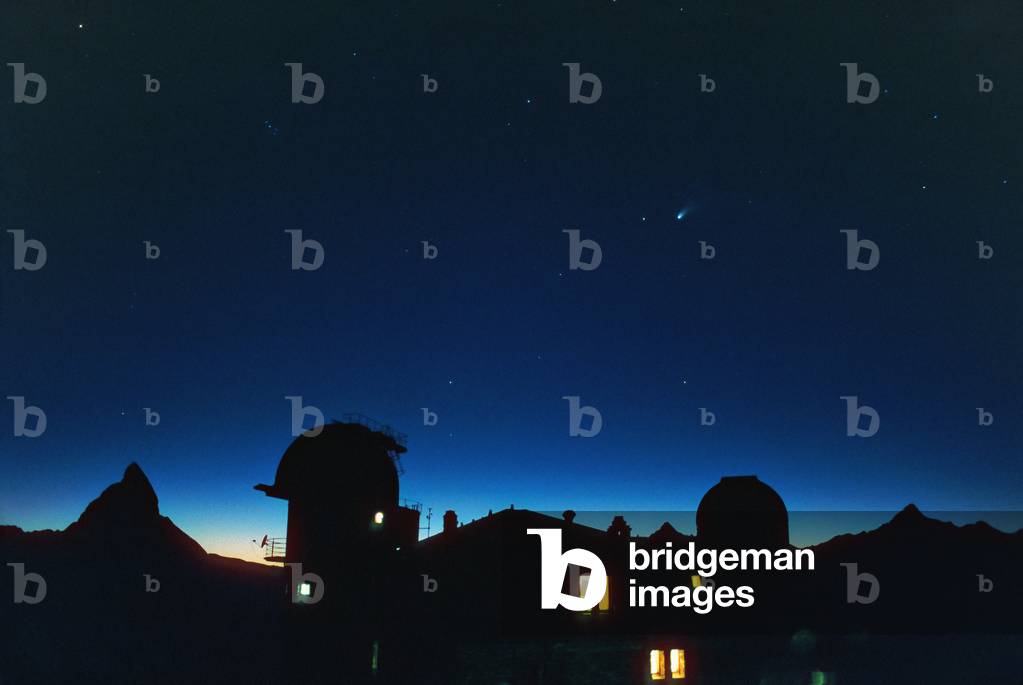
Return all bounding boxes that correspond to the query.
[298,582,312,597]
[579,572,610,613]
[669,649,686,679]
[374,511,385,524]
[598,577,610,611]
[691,574,715,590]
[650,650,666,680]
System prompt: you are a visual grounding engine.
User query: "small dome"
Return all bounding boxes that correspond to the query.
[268,422,401,505]
[696,475,789,548]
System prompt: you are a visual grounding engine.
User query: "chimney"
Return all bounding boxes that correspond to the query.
[443,510,458,534]
[562,510,576,524]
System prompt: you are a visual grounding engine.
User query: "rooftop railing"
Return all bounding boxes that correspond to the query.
[263,537,286,562]
[341,412,408,448]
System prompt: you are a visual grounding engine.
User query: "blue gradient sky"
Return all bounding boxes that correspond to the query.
[2,0,1021,562]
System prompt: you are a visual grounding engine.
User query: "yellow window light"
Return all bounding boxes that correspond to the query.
[650,650,666,680]
[580,573,610,614]
[669,649,686,679]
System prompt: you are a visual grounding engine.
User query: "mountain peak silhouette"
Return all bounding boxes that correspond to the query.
[648,521,696,545]
[655,521,679,535]
[70,462,160,531]
[879,503,956,536]
[58,463,208,561]
[891,503,925,524]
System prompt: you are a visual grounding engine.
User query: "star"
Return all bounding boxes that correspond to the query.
[676,209,688,221]
[77,23,84,29]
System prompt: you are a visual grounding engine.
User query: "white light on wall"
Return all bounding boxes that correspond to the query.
[298,582,312,597]
[374,511,385,524]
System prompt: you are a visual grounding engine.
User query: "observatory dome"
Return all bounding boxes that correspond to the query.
[696,475,789,548]
[266,422,401,504]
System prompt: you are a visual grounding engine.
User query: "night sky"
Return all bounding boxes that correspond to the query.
[2,1,1021,561]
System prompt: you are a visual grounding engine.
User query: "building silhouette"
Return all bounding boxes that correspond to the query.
[696,475,789,549]
[254,417,422,683]
[249,418,1017,684]
[255,418,420,575]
